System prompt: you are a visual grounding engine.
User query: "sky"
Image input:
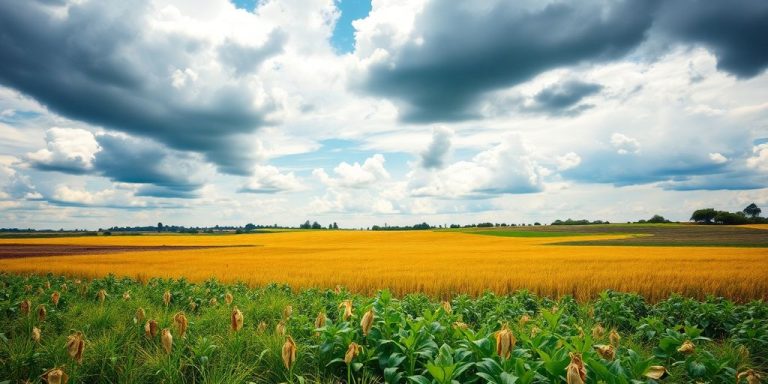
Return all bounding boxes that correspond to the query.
[0,0,767,230]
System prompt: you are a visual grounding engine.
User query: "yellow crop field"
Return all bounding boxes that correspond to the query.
[1,230,767,301]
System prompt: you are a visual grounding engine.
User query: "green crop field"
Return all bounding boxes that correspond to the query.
[2,274,766,383]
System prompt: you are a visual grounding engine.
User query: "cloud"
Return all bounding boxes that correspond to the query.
[656,0,768,78]
[356,0,768,123]
[238,165,303,193]
[313,154,390,188]
[51,185,116,206]
[487,79,603,117]
[420,126,452,169]
[747,143,768,171]
[47,184,186,209]
[556,152,582,171]
[659,172,768,191]
[27,127,101,174]
[709,152,728,164]
[610,133,641,155]
[528,81,603,116]
[0,0,285,175]
[308,188,399,215]
[26,129,209,198]
[93,134,207,198]
[0,159,42,201]
[410,134,546,198]
[357,0,656,122]
[218,30,287,77]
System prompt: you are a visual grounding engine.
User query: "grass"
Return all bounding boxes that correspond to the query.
[1,230,767,302]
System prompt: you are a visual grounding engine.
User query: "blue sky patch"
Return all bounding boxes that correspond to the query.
[230,0,257,11]
[330,0,372,54]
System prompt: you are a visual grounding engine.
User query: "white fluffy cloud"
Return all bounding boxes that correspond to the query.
[747,143,768,172]
[313,154,390,188]
[410,134,546,198]
[556,152,582,171]
[27,128,100,173]
[610,133,641,155]
[708,152,728,164]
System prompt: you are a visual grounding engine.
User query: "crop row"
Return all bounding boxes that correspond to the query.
[0,274,766,383]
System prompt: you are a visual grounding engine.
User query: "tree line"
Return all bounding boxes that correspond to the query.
[690,203,764,225]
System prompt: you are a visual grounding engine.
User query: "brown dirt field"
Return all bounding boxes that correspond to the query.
[0,244,255,259]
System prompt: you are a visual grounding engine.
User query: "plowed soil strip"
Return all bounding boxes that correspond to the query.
[0,244,254,259]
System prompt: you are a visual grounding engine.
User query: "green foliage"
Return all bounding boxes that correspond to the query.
[743,203,762,219]
[0,273,765,383]
[691,208,718,224]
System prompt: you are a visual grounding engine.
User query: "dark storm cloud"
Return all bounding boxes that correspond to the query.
[32,162,90,176]
[485,80,603,118]
[92,135,204,198]
[360,0,657,122]
[531,81,603,114]
[0,1,283,175]
[359,0,768,123]
[656,0,768,78]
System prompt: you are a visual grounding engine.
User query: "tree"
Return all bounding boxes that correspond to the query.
[690,208,717,224]
[743,203,762,218]
[311,221,322,229]
[714,211,748,225]
[300,220,311,229]
[647,215,668,223]
[244,223,256,231]
[157,222,164,232]
[333,222,338,230]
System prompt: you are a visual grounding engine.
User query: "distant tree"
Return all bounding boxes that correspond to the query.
[157,222,163,232]
[332,222,339,229]
[244,223,256,231]
[714,211,748,225]
[300,220,311,229]
[311,221,322,229]
[690,208,717,224]
[743,203,762,218]
[647,215,668,223]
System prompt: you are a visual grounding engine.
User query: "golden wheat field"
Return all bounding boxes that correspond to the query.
[1,230,767,301]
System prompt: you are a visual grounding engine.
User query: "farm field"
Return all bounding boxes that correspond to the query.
[1,274,766,383]
[1,225,767,302]
[465,224,768,247]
